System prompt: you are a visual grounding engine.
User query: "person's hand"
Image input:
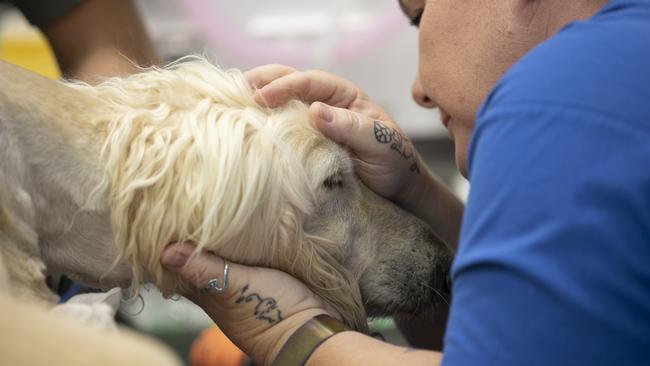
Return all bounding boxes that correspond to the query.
[160,243,334,366]
[245,65,432,211]
[245,64,464,249]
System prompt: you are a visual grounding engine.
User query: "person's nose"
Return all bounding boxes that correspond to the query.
[412,76,437,109]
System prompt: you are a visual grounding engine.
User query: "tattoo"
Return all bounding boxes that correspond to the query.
[235,284,284,325]
[373,121,421,174]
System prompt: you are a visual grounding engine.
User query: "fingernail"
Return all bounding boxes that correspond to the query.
[161,248,189,269]
[256,86,280,107]
[315,102,333,123]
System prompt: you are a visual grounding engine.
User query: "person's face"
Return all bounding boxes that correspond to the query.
[400,0,549,177]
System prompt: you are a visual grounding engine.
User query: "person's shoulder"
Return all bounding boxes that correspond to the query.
[480,0,650,126]
[468,1,650,178]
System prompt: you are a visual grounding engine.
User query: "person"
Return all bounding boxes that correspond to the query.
[160,0,650,365]
[1,0,158,81]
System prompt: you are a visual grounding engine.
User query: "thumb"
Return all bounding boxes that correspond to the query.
[161,243,243,300]
[310,101,381,156]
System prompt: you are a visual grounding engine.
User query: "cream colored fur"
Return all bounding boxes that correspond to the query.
[0,57,451,334]
[77,58,367,329]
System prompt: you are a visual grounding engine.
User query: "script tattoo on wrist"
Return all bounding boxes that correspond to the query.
[235,284,284,325]
[373,121,421,174]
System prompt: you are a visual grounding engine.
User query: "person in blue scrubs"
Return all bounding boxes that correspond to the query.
[160,0,650,365]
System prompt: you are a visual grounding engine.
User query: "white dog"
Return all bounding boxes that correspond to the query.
[0,57,452,332]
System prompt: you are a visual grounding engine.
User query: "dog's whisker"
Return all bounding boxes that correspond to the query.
[421,281,450,306]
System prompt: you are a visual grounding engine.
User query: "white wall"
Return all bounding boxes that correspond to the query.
[135,0,448,139]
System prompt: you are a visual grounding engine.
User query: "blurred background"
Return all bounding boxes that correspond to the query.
[0,0,467,364]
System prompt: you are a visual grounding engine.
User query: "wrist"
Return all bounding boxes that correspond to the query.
[268,312,349,366]
[394,171,463,250]
[262,309,331,366]
[393,168,437,215]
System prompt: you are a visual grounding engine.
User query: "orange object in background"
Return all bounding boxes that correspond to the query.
[190,326,249,366]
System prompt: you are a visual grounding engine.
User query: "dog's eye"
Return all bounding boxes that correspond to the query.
[323,173,343,189]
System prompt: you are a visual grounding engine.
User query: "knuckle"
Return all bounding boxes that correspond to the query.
[335,109,362,135]
[270,63,296,71]
[267,64,298,77]
[303,69,322,76]
[185,261,212,287]
[304,69,334,79]
[303,69,330,84]
[345,109,362,126]
[266,63,286,69]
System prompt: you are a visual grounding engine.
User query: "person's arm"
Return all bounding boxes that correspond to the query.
[160,244,444,366]
[307,331,442,366]
[398,169,463,251]
[42,0,159,81]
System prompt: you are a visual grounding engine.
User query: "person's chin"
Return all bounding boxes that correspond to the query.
[441,112,453,139]
[453,139,470,179]
[440,111,471,178]
[457,159,469,179]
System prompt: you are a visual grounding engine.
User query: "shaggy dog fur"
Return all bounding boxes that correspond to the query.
[0,57,452,332]
[82,58,367,329]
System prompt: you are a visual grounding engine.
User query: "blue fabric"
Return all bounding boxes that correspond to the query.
[59,282,83,303]
[443,1,650,365]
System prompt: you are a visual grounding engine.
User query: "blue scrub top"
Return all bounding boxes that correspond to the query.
[444,1,650,365]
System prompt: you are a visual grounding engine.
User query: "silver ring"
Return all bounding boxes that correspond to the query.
[202,262,230,293]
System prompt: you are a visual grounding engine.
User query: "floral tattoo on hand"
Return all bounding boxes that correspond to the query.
[373,121,420,174]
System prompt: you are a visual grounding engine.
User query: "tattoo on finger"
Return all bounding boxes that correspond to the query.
[373,121,421,174]
[235,284,284,324]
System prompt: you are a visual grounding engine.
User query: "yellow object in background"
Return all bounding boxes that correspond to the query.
[0,14,60,79]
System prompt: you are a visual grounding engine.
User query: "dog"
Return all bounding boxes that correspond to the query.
[0,57,452,332]
[0,176,180,365]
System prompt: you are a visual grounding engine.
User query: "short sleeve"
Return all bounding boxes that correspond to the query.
[442,103,650,366]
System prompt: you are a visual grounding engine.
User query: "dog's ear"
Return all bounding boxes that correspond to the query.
[0,61,105,209]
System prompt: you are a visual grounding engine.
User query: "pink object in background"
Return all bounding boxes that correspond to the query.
[177,0,407,67]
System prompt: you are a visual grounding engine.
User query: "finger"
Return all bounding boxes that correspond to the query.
[244,64,297,89]
[255,70,361,108]
[310,102,393,156]
[161,243,242,299]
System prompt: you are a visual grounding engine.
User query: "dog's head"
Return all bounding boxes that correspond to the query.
[0,58,452,331]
